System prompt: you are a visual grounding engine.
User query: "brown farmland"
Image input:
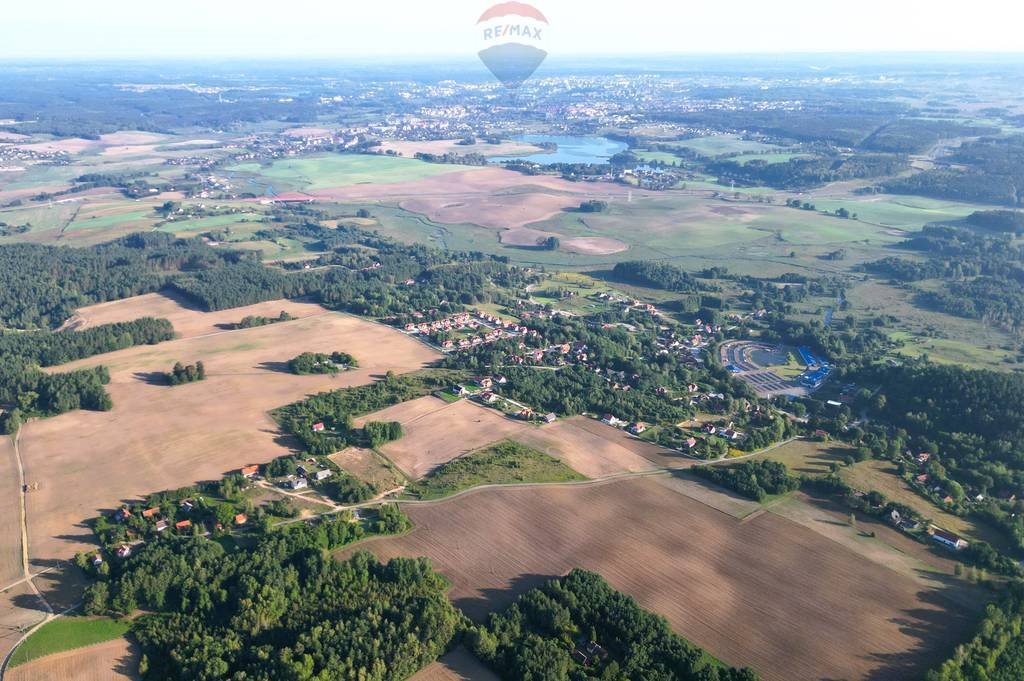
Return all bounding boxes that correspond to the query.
[0,437,24,587]
[6,637,139,681]
[19,300,439,602]
[409,647,499,681]
[357,400,673,480]
[61,292,328,338]
[350,477,981,681]
[358,398,533,479]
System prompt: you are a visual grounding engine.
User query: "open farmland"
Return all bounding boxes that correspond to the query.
[357,397,536,480]
[228,154,472,192]
[6,636,138,681]
[356,398,674,481]
[409,647,499,681]
[61,292,328,338]
[350,476,981,681]
[0,437,24,587]
[18,301,440,601]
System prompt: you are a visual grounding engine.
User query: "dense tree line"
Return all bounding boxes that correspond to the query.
[469,569,758,681]
[0,318,173,366]
[0,363,112,433]
[708,154,906,190]
[611,261,715,294]
[692,461,800,501]
[0,233,256,329]
[0,318,174,433]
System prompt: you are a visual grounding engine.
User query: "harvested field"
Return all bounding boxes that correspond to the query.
[363,398,531,479]
[751,438,852,476]
[498,226,559,247]
[562,416,691,469]
[329,448,407,491]
[6,636,139,681]
[14,138,96,154]
[561,236,629,255]
[350,477,982,681]
[379,138,544,159]
[309,167,630,203]
[770,492,972,588]
[409,647,498,681]
[0,437,24,587]
[0,583,48,665]
[401,192,573,230]
[515,418,659,478]
[62,293,328,338]
[19,307,440,597]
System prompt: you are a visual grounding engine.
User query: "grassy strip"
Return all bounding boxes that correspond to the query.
[9,616,131,668]
[405,440,585,500]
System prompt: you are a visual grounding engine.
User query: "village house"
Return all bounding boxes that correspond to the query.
[116,545,132,559]
[628,422,647,435]
[543,413,557,424]
[175,520,192,531]
[234,513,248,526]
[314,469,333,482]
[291,478,308,490]
[92,554,104,567]
[142,507,160,519]
[601,414,624,428]
[155,520,170,533]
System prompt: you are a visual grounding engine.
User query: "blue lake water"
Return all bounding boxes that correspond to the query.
[491,135,627,165]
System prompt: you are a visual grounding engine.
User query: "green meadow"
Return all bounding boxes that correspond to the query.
[228,154,471,192]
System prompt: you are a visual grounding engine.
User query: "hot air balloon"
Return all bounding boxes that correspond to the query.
[476,2,549,88]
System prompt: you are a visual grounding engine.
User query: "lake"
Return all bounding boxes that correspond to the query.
[492,135,627,165]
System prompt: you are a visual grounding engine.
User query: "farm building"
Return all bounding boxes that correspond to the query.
[240,464,260,478]
[930,527,968,551]
[291,478,308,490]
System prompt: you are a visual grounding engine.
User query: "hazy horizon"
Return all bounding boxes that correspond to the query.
[6,0,1024,60]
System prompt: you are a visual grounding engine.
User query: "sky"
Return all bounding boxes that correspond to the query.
[3,0,1024,60]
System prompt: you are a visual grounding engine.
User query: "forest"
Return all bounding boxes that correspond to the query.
[882,135,1024,205]
[0,233,256,330]
[0,318,174,434]
[469,569,758,681]
[84,522,458,680]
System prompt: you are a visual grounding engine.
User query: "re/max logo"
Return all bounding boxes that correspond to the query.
[483,24,543,41]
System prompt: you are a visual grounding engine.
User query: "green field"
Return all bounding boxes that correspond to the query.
[633,149,682,164]
[667,135,788,157]
[157,213,265,234]
[728,152,812,165]
[227,154,471,192]
[0,202,79,234]
[812,196,981,231]
[66,209,155,232]
[404,440,585,500]
[9,616,131,667]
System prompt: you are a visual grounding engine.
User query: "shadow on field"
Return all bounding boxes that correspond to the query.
[453,573,558,622]
[865,572,985,680]
[132,371,169,386]
[256,361,291,374]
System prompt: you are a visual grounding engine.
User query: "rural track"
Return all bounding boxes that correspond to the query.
[1,428,57,680]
